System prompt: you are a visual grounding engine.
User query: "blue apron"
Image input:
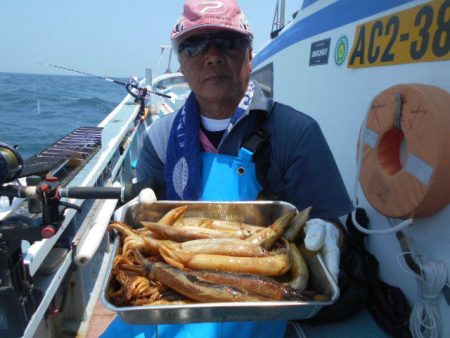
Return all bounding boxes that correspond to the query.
[102,148,287,338]
[200,148,261,200]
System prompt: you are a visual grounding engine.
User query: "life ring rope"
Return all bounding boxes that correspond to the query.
[353,98,414,235]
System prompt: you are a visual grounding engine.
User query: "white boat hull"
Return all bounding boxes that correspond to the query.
[253,0,450,336]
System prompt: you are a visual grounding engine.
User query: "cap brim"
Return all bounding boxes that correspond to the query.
[172,24,253,41]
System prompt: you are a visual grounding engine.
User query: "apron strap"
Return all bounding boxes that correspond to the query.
[241,110,271,154]
[241,105,277,198]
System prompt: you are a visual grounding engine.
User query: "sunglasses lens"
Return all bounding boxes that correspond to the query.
[214,37,235,51]
[180,40,209,57]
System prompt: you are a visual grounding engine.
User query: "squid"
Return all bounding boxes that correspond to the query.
[140,221,245,241]
[131,250,267,302]
[282,206,312,241]
[112,269,159,305]
[158,206,188,225]
[245,210,296,249]
[110,222,170,256]
[110,222,269,257]
[284,243,309,291]
[174,217,264,235]
[162,238,271,257]
[159,244,291,277]
[190,269,314,301]
[107,207,317,306]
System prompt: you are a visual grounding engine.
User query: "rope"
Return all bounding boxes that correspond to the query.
[397,252,447,338]
[351,211,414,235]
[351,101,414,235]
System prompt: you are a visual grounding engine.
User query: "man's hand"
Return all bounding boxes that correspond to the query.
[304,218,340,281]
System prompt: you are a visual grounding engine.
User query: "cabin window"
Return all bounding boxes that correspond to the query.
[251,63,274,98]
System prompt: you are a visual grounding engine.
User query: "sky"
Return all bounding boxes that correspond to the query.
[0,1,300,79]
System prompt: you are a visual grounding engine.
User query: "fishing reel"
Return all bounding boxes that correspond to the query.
[0,142,23,185]
[128,75,140,88]
[0,142,73,239]
[0,140,149,243]
[1,177,143,242]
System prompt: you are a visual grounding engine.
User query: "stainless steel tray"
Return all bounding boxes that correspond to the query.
[102,201,339,324]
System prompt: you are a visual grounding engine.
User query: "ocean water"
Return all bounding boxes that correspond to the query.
[0,72,128,160]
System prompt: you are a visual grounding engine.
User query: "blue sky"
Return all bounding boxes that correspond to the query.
[0,0,299,78]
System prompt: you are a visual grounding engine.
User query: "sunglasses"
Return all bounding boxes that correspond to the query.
[177,33,252,57]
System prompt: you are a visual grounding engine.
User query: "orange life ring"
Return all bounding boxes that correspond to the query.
[359,84,450,218]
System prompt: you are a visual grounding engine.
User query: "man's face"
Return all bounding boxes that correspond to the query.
[177,29,253,108]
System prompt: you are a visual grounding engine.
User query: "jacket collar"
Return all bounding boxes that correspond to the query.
[248,81,274,113]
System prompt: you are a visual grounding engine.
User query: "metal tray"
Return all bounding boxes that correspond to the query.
[102,201,339,324]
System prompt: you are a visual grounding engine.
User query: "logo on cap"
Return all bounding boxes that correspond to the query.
[240,15,250,30]
[195,1,227,15]
[174,17,184,33]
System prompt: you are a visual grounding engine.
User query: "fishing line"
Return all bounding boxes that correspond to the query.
[36,62,128,86]
[36,86,41,115]
[36,62,171,98]
[35,78,43,134]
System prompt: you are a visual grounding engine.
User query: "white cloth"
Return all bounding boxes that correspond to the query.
[304,218,340,281]
[138,187,157,204]
[200,114,231,132]
[114,188,156,221]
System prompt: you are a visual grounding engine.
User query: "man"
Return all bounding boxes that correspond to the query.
[122,0,353,337]
[137,0,352,219]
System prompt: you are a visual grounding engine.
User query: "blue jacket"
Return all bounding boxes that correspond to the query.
[137,82,353,220]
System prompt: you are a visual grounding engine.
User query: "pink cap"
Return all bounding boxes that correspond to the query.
[171,0,253,41]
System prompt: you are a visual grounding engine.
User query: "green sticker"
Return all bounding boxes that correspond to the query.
[335,36,349,66]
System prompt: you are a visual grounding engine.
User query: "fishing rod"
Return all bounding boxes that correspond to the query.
[36,62,171,99]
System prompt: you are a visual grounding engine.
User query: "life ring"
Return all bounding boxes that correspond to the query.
[359,84,450,219]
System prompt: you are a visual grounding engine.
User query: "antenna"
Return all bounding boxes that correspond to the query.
[156,45,173,77]
[271,0,286,38]
[166,48,173,74]
[155,46,165,77]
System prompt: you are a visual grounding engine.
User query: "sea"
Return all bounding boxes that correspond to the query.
[0,72,128,160]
